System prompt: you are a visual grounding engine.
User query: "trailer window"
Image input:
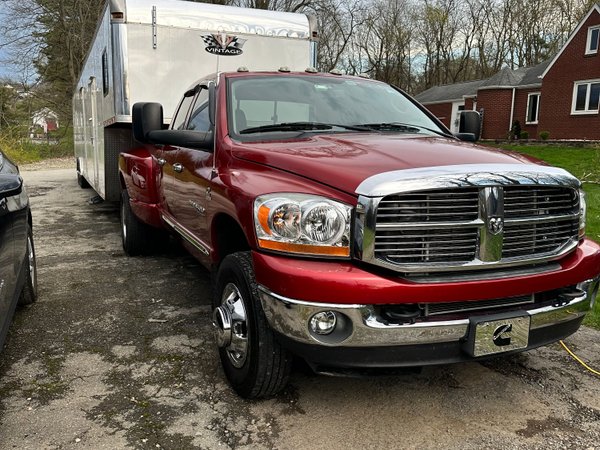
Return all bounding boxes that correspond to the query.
[102,50,109,97]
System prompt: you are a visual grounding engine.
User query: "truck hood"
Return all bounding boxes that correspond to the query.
[231,134,541,196]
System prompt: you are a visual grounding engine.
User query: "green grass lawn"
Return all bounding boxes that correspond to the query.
[488,143,600,329]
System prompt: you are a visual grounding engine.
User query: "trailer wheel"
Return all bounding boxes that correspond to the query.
[77,173,90,189]
[18,226,38,306]
[213,251,292,398]
[120,189,161,256]
[76,161,90,188]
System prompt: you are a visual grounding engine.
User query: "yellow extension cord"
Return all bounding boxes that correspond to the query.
[559,340,600,376]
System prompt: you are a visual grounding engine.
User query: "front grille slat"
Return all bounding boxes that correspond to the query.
[377,189,480,223]
[424,294,534,316]
[504,186,578,219]
[373,185,580,270]
[375,238,475,246]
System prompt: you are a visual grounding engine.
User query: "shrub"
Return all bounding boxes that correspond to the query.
[0,126,73,164]
[520,131,529,140]
[539,131,550,141]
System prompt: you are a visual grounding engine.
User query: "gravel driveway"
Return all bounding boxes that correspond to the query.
[1,163,599,449]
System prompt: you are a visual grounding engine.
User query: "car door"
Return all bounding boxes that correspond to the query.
[163,85,215,257]
[0,195,16,345]
[0,165,25,347]
[155,88,196,217]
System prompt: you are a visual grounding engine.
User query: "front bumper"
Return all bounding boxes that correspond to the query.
[259,278,599,368]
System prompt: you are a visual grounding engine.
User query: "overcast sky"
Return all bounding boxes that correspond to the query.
[0,3,16,79]
[0,3,32,81]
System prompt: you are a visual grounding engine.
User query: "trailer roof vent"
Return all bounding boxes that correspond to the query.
[237,66,249,72]
[278,66,291,73]
[329,69,343,76]
[305,67,318,73]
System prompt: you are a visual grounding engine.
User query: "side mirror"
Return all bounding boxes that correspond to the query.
[132,102,164,143]
[0,175,23,199]
[454,132,476,142]
[146,129,214,151]
[457,110,481,141]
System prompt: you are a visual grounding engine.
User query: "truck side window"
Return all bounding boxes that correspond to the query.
[171,94,195,130]
[187,89,211,132]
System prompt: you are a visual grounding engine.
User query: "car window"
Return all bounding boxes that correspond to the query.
[187,89,211,132]
[171,94,195,130]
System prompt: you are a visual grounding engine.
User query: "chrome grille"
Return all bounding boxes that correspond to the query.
[503,218,579,258]
[369,184,581,272]
[375,228,478,264]
[504,186,578,218]
[377,189,479,223]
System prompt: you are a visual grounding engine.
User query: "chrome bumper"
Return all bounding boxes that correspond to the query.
[258,279,598,348]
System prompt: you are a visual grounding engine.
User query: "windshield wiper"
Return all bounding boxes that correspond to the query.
[356,122,421,132]
[356,122,453,138]
[239,122,370,134]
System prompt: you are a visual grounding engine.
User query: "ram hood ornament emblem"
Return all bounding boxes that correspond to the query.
[488,216,504,235]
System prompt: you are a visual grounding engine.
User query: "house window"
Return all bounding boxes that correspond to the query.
[526,93,540,124]
[572,80,600,114]
[586,26,600,55]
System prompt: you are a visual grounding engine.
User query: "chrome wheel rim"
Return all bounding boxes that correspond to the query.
[27,234,37,295]
[121,201,127,242]
[215,283,249,368]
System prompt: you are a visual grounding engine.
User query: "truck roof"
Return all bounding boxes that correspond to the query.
[110,0,312,39]
[186,71,377,91]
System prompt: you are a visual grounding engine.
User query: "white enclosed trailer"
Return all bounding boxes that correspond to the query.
[73,0,317,201]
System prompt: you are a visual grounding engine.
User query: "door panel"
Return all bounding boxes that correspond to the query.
[162,86,215,251]
[168,149,213,242]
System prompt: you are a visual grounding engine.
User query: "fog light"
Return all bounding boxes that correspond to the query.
[309,311,337,335]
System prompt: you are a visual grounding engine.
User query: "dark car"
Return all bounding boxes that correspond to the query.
[0,151,37,350]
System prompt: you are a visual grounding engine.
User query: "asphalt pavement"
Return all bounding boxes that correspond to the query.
[0,165,599,449]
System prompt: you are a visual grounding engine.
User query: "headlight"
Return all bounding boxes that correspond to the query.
[254,193,352,257]
[579,189,586,240]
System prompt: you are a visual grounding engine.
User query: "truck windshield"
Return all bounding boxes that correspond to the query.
[227,75,449,139]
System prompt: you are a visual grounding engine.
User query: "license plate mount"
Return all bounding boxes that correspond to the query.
[464,312,531,357]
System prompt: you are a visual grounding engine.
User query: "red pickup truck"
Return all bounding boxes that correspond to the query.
[119,70,600,398]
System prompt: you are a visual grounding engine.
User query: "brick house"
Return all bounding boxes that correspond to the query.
[415,3,600,140]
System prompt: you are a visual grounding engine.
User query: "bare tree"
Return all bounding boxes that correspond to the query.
[1,0,595,112]
[352,0,415,89]
[314,0,365,72]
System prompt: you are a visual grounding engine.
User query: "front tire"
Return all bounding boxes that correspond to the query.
[18,226,38,306]
[213,252,292,398]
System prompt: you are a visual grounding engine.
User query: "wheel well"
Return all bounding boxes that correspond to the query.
[212,214,250,265]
